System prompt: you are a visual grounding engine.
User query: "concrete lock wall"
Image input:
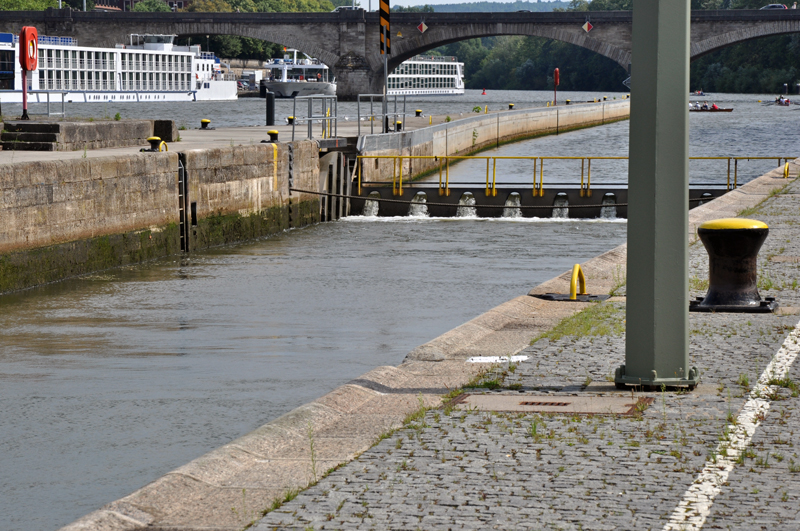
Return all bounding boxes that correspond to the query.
[0,141,319,294]
[359,101,630,182]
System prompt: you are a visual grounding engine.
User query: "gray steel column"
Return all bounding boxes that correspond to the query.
[615,0,699,389]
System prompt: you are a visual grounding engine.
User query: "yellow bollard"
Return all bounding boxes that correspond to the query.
[429,115,432,125]
[569,264,587,301]
[785,162,790,179]
[484,105,488,114]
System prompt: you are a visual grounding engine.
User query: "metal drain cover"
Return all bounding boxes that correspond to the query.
[456,394,652,415]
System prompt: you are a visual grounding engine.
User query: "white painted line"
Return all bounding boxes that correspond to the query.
[466,355,529,364]
[663,323,800,530]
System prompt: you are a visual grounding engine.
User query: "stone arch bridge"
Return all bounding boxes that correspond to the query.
[0,8,799,99]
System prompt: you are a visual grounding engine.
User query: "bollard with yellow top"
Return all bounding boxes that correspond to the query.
[690,218,777,312]
[141,136,167,152]
[200,119,213,130]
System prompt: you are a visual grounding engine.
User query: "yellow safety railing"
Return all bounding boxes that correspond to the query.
[355,155,798,197]
[570,264,587,301]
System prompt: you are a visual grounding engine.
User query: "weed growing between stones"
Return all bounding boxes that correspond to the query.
[530,302,624,344]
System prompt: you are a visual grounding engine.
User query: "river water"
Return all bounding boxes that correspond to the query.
[1,91,796,531]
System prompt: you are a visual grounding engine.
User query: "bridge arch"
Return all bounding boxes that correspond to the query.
[368,23,631,80]
[163,23,339,68]
[690,19,800,59]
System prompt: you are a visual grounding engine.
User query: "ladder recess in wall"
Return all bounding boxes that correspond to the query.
[177,158,190,252]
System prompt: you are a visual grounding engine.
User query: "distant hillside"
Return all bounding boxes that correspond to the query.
[431,1,569,12]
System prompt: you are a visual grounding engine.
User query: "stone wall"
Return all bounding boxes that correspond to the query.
[0,141,319,293]
[359,100,630,182]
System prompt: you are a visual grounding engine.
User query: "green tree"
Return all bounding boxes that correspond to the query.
[0,0,57,9]
[133,0,171,11]
[392,4,434,12]
[330,0,359,7]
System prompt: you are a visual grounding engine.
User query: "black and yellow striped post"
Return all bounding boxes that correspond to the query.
[379,0,390,133]
[379,0,391,55]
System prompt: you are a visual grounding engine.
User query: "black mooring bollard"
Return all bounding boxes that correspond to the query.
[690,218,777,313]
[266,92,275,126]
[267,129,279,142]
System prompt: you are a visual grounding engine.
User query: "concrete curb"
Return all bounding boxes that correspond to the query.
[60,161,797,531]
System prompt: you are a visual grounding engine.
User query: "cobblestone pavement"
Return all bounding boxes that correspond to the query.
[255,180,800,531]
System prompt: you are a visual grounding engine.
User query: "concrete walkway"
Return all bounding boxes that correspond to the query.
[253,166,800,530]
[0,110,478,164]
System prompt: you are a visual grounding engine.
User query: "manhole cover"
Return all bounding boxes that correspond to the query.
[455,394,653,415]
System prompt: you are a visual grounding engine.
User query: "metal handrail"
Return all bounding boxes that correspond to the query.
[355,155,798,197]
[0,90,67,116]
[357,93,407,136]
[291,94,337,141]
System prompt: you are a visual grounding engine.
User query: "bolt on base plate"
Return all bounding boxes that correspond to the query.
[689,296,778,313]
[613,364,699,391]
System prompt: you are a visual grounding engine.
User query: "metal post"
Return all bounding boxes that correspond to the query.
[266,91,275,126]
[21,70,29,120]
[308,97,312,139]
[383,25,388,134]
[616,0,698,389]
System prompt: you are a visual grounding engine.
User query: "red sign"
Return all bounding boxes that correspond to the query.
[582,21,593,33]
[19,26,38,71]
[417,21,428,33]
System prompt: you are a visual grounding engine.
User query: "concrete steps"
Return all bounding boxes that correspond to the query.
[1,122,61,151]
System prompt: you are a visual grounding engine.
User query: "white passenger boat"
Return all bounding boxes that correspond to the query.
[0,33,237,103]
[262,49,335,98]
[387,55,464,96]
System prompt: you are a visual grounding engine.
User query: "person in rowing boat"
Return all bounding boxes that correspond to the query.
[702,101,710,110]
[711,102,719,110]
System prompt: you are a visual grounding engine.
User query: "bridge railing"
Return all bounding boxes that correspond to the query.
[355,155,798,197]
[357,93,407,136]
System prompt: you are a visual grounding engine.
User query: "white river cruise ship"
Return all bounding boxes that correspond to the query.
[0,33,237,103]
[387,55,464,96]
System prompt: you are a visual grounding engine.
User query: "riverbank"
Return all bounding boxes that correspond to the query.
[60,157,800,530]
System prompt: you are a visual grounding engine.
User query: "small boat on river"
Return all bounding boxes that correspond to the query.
[689,107,733,112]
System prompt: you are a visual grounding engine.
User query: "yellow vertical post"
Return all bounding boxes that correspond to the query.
[358,157,362,195]
[271,143,278,191]
[580,159,585,197]
[446,157,450,196]
[429,115,432,125]
[533,158,538,197]
[484,105,488,114]
[392,157,397,196]
[539,159,544,196]
[734,159,738,189]
[438,159,443,196]
[491,158,497,196]
[727,158,731,190]
[587,158,592,197]
[485,158,490,196]
[399,156,403,196]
